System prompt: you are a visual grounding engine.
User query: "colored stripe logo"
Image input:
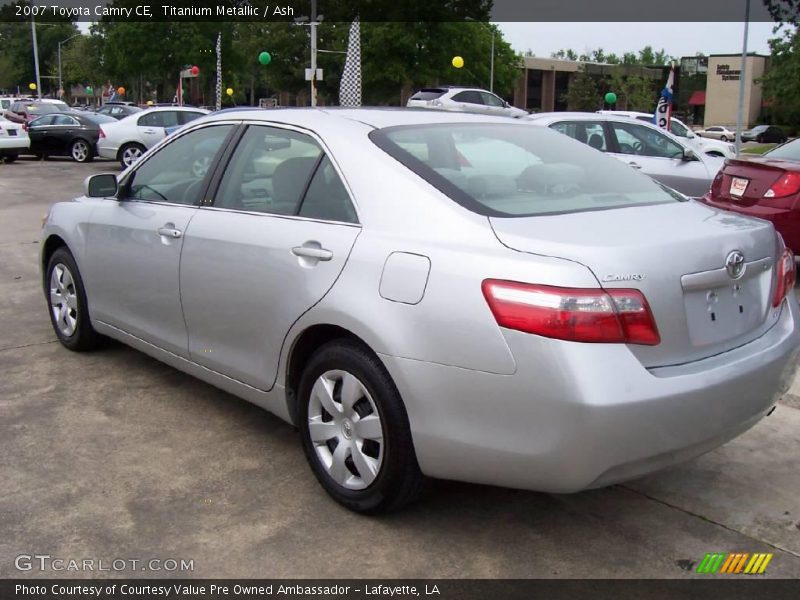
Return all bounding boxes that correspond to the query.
[697,552,773,574]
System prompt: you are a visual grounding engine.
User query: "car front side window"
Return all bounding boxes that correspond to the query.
[611,122,684,159]
[125,124,233,205]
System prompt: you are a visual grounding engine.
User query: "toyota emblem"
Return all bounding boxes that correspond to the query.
[725,250,745,279]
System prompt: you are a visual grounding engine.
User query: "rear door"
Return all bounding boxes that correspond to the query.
[136,111,178,148]
[607,120,713,197]
[27,115,56,152]
[179,123,360,390]
[451,90,489,115]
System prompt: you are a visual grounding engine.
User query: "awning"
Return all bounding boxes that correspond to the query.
[688,91,706,106]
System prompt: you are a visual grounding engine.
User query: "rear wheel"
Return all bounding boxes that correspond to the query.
[46,248,101,351]
[298,340,424,514]
[70,138,93,163]
[2,154,17,163]
[720,135,728,142]
[119,143,145,168]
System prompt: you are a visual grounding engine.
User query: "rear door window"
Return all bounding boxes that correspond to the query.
[452,91,483,105]
[550,121,608,151]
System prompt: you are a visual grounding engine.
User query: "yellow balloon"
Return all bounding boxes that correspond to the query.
[29,82,37,90]
[146,100,153,106]
[452,56,464,69]
[226,87,234,96]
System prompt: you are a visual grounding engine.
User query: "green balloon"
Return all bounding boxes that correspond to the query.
[258,51,272,65]
[85,86,93,95]
[604,92,617,105]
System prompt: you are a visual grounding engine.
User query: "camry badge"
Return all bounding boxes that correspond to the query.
[725,250,745,279]
[602,274,646,282]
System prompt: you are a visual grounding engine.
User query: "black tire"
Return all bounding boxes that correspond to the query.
[3,154,18,163]
[70,138,93,163]
[720,135,728,142]
[45,248,101,351]
[118,142,145,168]
[297,340,424,514]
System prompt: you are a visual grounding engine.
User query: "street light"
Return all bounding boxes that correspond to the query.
[58,33,82,100]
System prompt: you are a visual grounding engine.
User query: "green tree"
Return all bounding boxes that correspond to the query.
[563,71,600,111]
[761,25,800,126]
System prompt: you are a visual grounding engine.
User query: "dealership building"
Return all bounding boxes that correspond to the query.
[513,54,769,128]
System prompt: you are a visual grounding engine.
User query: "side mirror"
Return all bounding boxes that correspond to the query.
[682,149,700,162]
[84,173,118,198]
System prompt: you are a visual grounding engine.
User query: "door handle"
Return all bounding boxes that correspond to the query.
[628,162,643,170]
[158,226,183,239]
[143,129,157,134]
[292,246,333,261]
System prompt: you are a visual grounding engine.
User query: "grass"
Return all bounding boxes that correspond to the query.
[740,143,775,155]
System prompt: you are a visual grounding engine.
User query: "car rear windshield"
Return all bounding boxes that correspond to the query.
[18,103,62,115]
[370,123,684,217]
[765,138,800,161]
[409,89,446,101]
[82,113,117,125]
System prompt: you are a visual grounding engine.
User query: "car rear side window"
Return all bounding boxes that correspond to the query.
[298,156,357,223]
[371,123,682,217]
[452,91,483,105]
[213,125,323,215]
[126,124,234,205]
[550,121,608,150]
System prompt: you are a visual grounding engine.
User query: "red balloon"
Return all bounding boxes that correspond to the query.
[191,65,199,76]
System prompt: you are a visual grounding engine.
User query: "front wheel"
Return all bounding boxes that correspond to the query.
[70,138,93,163]
[298,340,424,514]
[720,135,728,142]
[2,154,18,163]
[46,248,101,351]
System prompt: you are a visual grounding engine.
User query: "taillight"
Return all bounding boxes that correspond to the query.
[22,122,28,132]
[99,128,105,139]
[772,247,796,307]
[765,172,800,199]
[710,170,724,196]
[481,280,660,345]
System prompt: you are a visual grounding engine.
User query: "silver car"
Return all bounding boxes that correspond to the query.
[526,112,724,198]
[41,109,800,513]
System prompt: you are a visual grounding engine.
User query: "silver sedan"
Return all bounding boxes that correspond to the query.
[41,109,800,513]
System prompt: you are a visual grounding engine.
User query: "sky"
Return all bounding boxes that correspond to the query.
[497,22,779,60]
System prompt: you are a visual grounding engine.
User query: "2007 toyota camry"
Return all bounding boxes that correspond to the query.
[41,109,800,513]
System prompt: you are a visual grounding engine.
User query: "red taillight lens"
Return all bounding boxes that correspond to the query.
[481,280,660,345]
[765,172,800,199]
[710,169,724,196]
[99,128,105,139]
[772,247,796,307]
[22,122,28,132]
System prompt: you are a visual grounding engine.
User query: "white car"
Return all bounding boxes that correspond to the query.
[97,106,209,167]
[696,125,737,142]
[527,112,724,198]
[598,111,735,158]
[0,114,30,162]
[407,86,528,118]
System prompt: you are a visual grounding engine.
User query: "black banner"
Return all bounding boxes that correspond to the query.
[3,580,800,600]
[0,0,787,23]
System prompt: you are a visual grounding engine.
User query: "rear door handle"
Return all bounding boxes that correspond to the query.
[292,246,333,261]
[628,162,643,169]
[158,226,183,239]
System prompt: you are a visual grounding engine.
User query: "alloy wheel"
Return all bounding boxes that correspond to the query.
[71,140,89,162]
[50,263,78,337]
[122,145,143,167]
[307,369,384,490]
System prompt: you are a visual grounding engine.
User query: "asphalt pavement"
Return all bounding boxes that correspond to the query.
[1,157,799,579]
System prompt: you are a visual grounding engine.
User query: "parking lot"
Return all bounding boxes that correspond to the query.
[1,157,800,579]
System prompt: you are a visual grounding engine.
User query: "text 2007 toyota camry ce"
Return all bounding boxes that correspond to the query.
[41,109,800,513]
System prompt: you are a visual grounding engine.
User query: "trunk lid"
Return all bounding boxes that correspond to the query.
[713,157,794,206]
[490,201,781,368]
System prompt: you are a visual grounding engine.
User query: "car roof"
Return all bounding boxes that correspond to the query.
[203,107,523,130]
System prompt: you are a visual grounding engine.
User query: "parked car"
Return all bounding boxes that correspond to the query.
[696,125,737,142]
[0,114,30,162]
[94,103,142,120]
[41,108,799,513]
[27,111,117,162]
[96,106,209,167]
[741,125,788,144]
[407,86,528,118]
[4,99,70,124]
[526,112,724,197]
[701,137,800,254]
[1,96,25,112]
[598,111,734,158]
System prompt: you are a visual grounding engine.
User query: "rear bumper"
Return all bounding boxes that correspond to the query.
[381,296,800,493]
[0,137,29,154]
[96,142,119,160]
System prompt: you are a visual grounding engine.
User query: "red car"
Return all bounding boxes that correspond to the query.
[703,138,800,253]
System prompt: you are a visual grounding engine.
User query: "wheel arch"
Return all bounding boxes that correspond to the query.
[284,323,378,426]
[41,234,69,286]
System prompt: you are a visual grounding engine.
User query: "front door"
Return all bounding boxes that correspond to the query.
[82,123,235,356]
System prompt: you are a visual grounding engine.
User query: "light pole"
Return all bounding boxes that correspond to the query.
[734,0,750,157]
[295,1,324,107]
[466,18,495,93]
[58,33,82,100]
[31,16,42,99]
